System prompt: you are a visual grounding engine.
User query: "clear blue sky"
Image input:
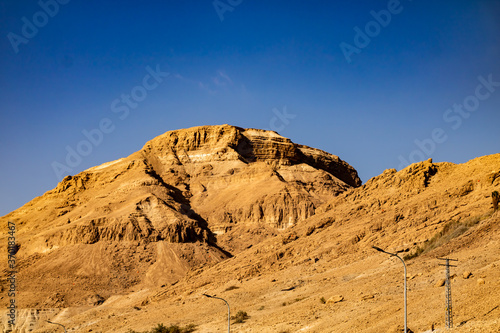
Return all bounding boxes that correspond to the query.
[1,0,499,216]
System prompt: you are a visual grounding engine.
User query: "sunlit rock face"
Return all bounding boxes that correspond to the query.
[0,125,360,306]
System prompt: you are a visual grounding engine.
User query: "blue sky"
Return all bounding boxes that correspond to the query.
[1,0,499,216]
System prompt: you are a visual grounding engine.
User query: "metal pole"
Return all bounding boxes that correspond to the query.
[203,294,230,333]
[438,257,458,329]
[395,254,407,333]
[47,320,67,333]
[373,246,407,333]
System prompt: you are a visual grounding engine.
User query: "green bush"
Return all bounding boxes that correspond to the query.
[403,246,424,261]
[232,310,249,324]
[224,285,240,291]
[183,324,196,333]
[127,323,196,333]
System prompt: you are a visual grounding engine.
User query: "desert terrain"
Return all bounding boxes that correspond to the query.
[1,125,499,332]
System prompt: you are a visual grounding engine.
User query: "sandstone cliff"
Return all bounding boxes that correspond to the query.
[0,125,360,307]
[1,127,498,333]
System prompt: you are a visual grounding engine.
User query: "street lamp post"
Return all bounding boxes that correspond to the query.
[372,246,407,333]
[203,294,230,333]
[47,320,67,333]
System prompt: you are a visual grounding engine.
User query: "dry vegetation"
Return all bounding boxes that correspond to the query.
[403,213,489,260]
[126,323,196,333]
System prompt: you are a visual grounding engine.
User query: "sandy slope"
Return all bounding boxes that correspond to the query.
[0,127,499,332]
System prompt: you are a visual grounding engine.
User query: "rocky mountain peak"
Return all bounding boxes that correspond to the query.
[0,128,498,332]
[0,125,361,304]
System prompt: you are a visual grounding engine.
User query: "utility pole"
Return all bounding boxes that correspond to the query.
[437,258,458,329]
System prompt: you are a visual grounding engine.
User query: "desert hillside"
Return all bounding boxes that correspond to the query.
[1,126,499,332]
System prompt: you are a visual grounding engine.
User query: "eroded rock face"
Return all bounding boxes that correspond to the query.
[6,125,359,253]
[0,125,360,305]
[138,125,360,236]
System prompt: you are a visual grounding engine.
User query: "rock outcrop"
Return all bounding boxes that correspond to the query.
[0,125,360,307]
[0,126,499,333]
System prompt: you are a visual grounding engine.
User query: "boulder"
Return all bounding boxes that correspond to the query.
[326,295,344,304]
[360,294,375,301]
[87,294,105,306]
[463,271,472,279]
[435,279,446,287]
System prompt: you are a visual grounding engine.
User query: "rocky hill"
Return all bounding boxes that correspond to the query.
[1,126,498,333]
[0,125,360,309]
